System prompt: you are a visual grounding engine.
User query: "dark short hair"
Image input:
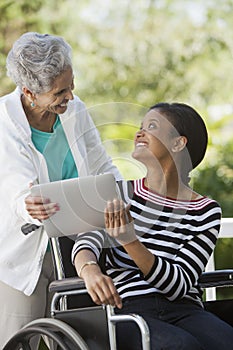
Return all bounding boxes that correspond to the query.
[149,102,208,184]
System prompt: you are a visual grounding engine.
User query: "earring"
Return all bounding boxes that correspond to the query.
[31,101,35,107]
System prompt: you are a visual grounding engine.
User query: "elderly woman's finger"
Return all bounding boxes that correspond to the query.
[25,195,59,220]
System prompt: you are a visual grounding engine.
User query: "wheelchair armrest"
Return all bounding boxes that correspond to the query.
[199,269,233,288]
[49,269,233,293]
[49,277,85,293]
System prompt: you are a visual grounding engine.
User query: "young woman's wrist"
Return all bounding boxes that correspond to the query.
[78,260,97,277]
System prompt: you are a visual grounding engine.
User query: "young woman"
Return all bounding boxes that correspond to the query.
[72,103,233,349]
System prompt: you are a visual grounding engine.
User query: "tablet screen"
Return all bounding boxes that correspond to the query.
[30,173,120,237]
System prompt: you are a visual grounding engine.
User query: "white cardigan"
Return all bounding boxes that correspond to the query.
[0,88,121,295]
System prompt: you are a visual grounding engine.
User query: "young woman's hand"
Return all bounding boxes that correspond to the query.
[104,198,137,245]
[81,265,122,309]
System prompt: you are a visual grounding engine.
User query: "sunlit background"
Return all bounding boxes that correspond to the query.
[1,0,233,297]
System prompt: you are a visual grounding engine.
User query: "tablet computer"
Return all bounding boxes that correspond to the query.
[30,173,120,237]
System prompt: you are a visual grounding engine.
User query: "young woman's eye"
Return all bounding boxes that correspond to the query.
[148,123,157,129]
[138,125,143,131]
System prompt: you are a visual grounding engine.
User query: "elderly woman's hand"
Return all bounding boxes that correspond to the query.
[104,198,137,245]
[25,195,59,221]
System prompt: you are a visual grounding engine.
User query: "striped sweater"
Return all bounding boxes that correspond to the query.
[72,178,222,303]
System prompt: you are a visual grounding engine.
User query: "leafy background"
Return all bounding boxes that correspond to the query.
[1,0,233,299]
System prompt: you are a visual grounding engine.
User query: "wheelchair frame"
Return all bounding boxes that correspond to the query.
[3,236,233,350]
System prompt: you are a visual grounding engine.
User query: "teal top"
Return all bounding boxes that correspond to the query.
[30,115,78,181]
[30,115,78,252]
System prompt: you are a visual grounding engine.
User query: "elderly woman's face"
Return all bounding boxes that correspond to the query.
[34,67,74,114]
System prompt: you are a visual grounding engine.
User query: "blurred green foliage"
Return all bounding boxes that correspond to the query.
[193,139,233,299]
[193,140,233,217]
[0,0,232,298]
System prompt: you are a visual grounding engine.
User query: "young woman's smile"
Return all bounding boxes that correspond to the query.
[132,109,177,164]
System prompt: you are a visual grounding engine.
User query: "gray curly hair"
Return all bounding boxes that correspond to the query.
[6,32,72,93]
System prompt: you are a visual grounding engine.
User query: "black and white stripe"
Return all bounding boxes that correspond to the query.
[72,179,221,303]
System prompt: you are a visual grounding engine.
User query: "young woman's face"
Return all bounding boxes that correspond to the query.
[132,109,180,165]
[33,67,75,114]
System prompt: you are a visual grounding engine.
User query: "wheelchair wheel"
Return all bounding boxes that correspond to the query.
[3,318,89,350]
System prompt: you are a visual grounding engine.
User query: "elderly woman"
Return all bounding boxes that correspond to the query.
[72,103,233,349]
[0,32,121,348]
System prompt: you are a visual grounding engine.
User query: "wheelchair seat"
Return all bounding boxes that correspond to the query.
[3,236,233,350]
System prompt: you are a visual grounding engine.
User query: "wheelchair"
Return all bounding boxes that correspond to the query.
[3,236,233,350]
